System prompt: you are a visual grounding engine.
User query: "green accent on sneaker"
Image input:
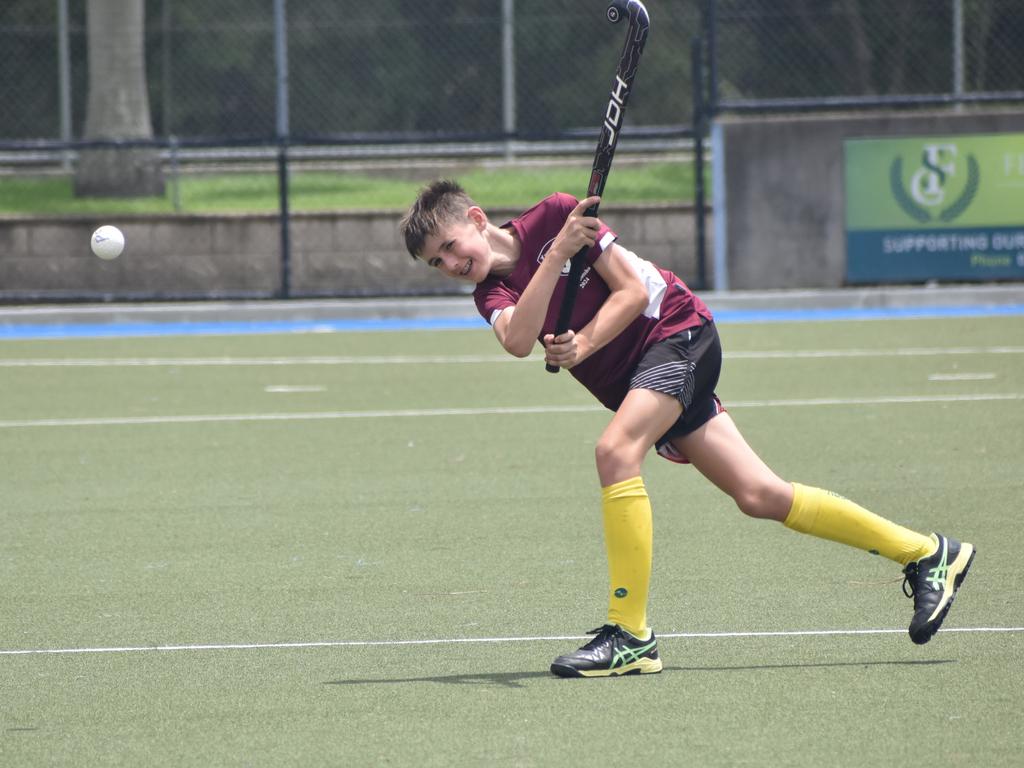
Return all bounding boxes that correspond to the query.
[550,625,663,677]
[902,533,976,645]
[611,637,657,669]
[614,587,628,598]
[925,537,950,590]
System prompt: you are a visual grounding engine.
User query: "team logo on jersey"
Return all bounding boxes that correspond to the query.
[536,237,572,275]
[537,235,592,287]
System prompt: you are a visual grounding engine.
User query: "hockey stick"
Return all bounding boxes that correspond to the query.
[545,0,650,373]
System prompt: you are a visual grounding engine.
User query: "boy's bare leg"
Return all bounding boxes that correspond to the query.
[551,389,679,677]
[594,389,682,635]
[675,412,975,644]
[675,412,934,561]
[671,410,793,521]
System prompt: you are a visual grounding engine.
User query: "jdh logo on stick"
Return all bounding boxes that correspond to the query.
[603,75,629,146]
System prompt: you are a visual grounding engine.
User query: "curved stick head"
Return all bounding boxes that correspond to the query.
[606,0,649,25]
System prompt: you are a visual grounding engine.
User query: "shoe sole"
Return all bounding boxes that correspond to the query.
[910,543,976,645]
[550,656,663,678]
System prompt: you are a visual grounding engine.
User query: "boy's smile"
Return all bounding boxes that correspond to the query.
[419,208,518,283]
[420,220,487,283]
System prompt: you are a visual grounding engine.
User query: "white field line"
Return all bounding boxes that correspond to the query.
[0,354,519,367]
[2,626,1021,657]
[1,345,1024,367]
[1,393,1022,430]
[727,346,1024,359]
[0,404,600,429]
[927,373,996,381]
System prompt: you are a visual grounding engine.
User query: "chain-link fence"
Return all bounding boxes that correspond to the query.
[709,0,1024,110]
[0,0,698,147]
[3,1,1023,302]
[4,1,1024,144]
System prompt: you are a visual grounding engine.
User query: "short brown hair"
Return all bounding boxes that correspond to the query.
[399,180,477,259]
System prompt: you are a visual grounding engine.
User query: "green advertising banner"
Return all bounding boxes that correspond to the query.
[844,132,1024,283]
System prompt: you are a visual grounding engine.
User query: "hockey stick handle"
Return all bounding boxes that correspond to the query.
[545,0,649,374]
[544,214,597,374]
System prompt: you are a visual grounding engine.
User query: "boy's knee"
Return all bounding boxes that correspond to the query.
[733,481,791,521]
[594,435,619,475]
[594,434,640,484]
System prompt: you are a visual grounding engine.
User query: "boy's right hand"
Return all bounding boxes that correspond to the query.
[549,196,601,266]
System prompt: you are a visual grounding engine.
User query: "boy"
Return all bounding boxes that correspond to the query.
[399,180,975,678]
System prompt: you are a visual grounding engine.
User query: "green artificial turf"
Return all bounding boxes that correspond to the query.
[1,316,1021,766]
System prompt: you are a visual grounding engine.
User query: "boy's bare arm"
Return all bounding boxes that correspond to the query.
[493,251,566,357]
[494,197,602,357]
[543,244,648,369]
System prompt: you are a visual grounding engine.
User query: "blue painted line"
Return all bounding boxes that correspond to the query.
[0,315,488,340]
[0,303,1022,341]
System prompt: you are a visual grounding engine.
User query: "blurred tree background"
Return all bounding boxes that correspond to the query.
[0,0,1021,142]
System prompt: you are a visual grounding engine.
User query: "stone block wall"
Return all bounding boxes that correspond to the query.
[0,203,707,301]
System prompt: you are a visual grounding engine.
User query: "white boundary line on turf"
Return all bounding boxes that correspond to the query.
[0,354,521,367]
[1,346,1023,367]
[2,627,1021,656]
[0,393,1021,429]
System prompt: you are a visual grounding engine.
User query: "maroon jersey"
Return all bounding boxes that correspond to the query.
[474,193,713,410]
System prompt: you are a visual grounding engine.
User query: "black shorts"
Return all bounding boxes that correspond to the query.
[628,318,724,463]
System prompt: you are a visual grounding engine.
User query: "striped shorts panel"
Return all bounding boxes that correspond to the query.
[629,359,699,409]
[628,319,725,457]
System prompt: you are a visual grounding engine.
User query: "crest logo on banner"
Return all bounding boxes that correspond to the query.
[889,143,980,223]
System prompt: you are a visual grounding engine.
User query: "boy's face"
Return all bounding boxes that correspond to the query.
[418,208,491,284]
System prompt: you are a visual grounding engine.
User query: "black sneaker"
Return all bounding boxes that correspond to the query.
[902,533,976,645]
[550,624,662,678]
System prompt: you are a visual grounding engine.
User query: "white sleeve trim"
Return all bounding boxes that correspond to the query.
[489,306,512,326]
[618,246,667,319]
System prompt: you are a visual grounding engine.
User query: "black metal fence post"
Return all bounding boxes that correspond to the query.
[277,142,291,298]
[691,35,708,292]
[274,0,291,299]
[703,0,718,115]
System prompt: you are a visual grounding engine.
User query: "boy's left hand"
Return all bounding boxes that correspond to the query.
[543,330,585,369]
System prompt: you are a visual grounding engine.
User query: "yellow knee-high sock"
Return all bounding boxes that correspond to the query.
[602,476,653,638]
[784,483,936,565]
